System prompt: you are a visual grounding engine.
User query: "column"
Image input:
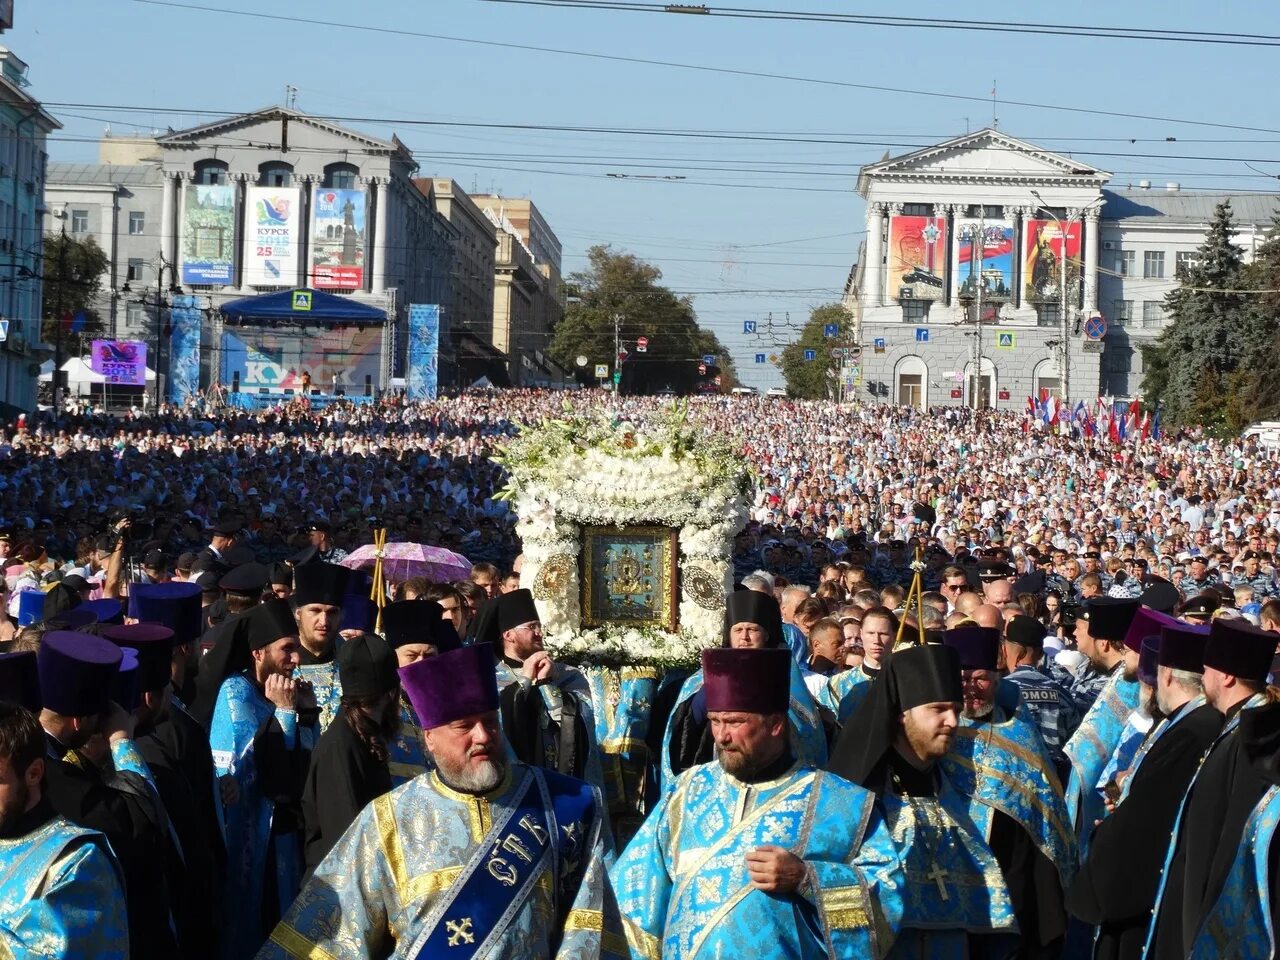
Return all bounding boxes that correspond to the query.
[160,171,178,273]
[1010,205,1029,310]
[1084,208,1101,313]
[229,172,251,291]
[863,201,885,307]
[299,174,319,288]
[943,204,961,307]
[372,176,390,295]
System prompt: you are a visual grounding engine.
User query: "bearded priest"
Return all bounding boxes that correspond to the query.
[257,642,626,960]
[612,646,906,960]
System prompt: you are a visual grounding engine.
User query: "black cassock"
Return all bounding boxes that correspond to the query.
[43,734,183,960]
[1066,700,1224,960]
[988,793,1067,957]
[301,712,392,872]
[498,658,594,781]
[1148,700,1280,959]
[137,702,227,960]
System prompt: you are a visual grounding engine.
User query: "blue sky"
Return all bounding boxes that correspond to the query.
[16,0,1280,388]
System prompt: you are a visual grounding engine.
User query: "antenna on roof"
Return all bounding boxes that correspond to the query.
[285,84,298,110]
[991,81,998,129]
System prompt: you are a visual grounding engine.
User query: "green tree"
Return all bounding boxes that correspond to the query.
[1223,213,1280,430]
[549,245,737,393]
[778,304,853,399]
[1143,201,1257,433]
[41,232,110,345]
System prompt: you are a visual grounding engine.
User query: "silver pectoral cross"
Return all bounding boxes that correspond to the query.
[927,862,950,901]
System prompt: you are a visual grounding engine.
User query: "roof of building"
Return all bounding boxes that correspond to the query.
[1103,187,1280,225]
[46,163,163,187]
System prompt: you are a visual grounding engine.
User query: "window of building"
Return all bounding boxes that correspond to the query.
[258,162,293,187]
[1112,299,1133,328]
[901,300,931,323]
[901,203,934,217]
[193,160,229,185]
[70,209,88,234]
[1036,302,1060,328]
[127,258,144,282]
[1176,251,1198,277]
[125,302,145,327]
[966,204,1004,219]
[1143,250,1165,279]
[323,163,360,189]
[1142,301,1166,329]
[1116,250,1135,276]
[895,356,928,410]
[128,211,145,236]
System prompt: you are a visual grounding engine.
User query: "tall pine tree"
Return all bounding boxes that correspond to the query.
[1143,201,1246,433]
[1225,213,1280,430]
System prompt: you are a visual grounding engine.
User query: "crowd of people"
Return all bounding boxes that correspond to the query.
[0,390,1278,959]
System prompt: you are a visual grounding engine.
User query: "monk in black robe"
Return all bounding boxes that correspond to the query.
[302,634,398,871]
[1148,619,1280,959]
[1067,622,1223,960]
[35,631,182,960]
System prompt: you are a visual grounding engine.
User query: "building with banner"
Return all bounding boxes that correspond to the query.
[0,43,59,414]
[847,128,1279,409]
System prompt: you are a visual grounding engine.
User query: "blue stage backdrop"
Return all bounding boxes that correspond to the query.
[407,304,440,400]
[168,298,203,404]
[221,325,383,395]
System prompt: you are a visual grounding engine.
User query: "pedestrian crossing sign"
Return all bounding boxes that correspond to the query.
[292,291,313,311]
[996,331,1015,349]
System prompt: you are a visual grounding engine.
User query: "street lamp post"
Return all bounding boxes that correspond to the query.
[50,207,68,411]
[123,252,177,411]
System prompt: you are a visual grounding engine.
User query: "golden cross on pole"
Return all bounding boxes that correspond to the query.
[893,542,929,648]
[369,528,388,635]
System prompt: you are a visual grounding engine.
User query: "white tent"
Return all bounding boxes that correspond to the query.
[39,357,156,394]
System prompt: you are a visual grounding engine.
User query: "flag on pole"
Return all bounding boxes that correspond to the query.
[1152,406,1162,440]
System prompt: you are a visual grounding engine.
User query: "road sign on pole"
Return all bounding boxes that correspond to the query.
[636,336,649,353]
[823,323,838,338]
[594,363,609,378]
[743,320,756,334]
[702,354,716,365]
[755,353,766,364]
[1084,315,1107,340]
[803,349,817,362]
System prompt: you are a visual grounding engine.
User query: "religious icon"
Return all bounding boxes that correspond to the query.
[581,525,678,633]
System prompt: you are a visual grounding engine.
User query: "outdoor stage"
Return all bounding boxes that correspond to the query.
[223,390,375,410]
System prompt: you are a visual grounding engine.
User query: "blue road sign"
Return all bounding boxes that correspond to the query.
[823,323,838,338]
[915,328,929,342]
[743,320,757,334]
[803,349,817,362]
[1084,315,1108,340]
[755,353,766,364]
[702,354,716,365]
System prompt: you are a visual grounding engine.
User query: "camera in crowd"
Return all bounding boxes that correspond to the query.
[109,507,155,546]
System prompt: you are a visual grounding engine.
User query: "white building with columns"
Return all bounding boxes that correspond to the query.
[850,128,1280,410]
[853,129,1108,410]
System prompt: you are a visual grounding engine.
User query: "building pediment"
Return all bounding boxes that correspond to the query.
[158,107,408,157]
[857,129,1110,194]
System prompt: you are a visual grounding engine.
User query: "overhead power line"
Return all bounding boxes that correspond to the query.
[474,0,1280,48]
[119,0,1280,136]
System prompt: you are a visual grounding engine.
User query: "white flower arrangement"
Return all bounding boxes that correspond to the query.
[496,402,749,667]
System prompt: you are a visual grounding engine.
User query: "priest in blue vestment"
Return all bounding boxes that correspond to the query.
[1062,597,1141,863]
[826,642,1019,958]
[209,598,318,960]
[0,666,129,959]
[938,626,1076,957]
[258,642,626,960]
[612,645,906,960]
[660,590,834,794]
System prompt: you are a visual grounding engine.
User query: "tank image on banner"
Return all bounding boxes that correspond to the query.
[889,216,947,301]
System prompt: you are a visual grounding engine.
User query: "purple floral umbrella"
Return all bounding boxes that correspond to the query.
[340,542,473,584]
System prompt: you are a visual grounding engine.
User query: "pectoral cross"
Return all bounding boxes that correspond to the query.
[926,862,950,901]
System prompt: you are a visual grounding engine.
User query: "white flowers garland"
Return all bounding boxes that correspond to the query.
[498,404,749,667]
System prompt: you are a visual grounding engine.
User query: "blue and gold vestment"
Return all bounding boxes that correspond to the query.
[611,760,905,959]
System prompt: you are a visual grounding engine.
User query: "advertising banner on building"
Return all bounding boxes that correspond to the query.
[1023,219,1083,303]
[89,340,147,385]
[181,184,235,285]
[888,215,947,301]
[311,187,366,289]
[407,304,440,400]
[957,220,1015,300]
[244,185,301,286]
